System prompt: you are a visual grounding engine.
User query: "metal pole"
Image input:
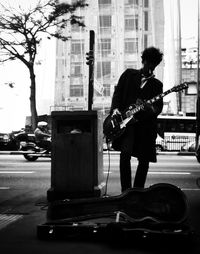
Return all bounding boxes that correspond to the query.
[88,30,95,111]
[177,0,182,113]
[196,0,200,149]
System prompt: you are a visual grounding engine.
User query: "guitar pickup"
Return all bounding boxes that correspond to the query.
[126,110,132,118]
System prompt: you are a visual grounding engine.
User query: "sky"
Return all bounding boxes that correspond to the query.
[181,0,198,47]
[0,0,198,132]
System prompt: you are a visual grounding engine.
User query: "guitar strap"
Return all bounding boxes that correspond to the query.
[140,74,155,89]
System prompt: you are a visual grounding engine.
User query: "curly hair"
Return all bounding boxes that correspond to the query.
[141,47,163,65]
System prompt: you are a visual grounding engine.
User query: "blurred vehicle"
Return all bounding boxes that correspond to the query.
[19,140,51,161]
[0,129,37,151]
[0,132,13,150]
[13,131,36,144]
[155,134,167,152]
[11,130,36,150]
[19,137,51,161]
[196,145,200,163]
[157,115,196,151]
[103,135,167,152]
[181,141,195,152]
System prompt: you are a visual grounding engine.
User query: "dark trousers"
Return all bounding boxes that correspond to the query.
[119,127,149,192]
[120,153,149,191]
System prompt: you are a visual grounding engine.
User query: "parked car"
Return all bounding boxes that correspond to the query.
[181,141,195,152]
[196,145,200,163]
[0,129,36,151]
[103,135,167,152]
[0,132,12,150]
[155,134,167,152]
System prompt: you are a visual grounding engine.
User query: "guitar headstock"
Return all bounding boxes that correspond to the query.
[171,83,188,92]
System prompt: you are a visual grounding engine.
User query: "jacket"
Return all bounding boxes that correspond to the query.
[110,68,163,162]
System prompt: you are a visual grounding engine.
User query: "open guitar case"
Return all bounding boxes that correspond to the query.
[37,183,193,244]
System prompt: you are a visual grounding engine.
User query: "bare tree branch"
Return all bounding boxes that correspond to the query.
[0,0,88,129]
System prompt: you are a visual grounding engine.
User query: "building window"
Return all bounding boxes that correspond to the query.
[97,61,111,79]
[70,62,83,77]
[125,15,138,31]
[124,38,138,54]
[144,11,148,31]
[144,0,149,8]
[98,0,111,6]
[98,38,111,56]
[103,84,111,97]
[99,15,112,33]
[144,34,148,48]
[125,0,138,5]
[70,85,83,97]
[71,40,84,55]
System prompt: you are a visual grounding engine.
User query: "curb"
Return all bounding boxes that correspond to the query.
[0,151,196,156]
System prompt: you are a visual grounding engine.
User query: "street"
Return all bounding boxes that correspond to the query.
[0,153,200,253]
[104,152,200,196]
[0,153,199,212]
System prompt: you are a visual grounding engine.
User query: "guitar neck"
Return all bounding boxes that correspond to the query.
[129,89,170,115]
[121,89,173,127]
[120,83,187,128]
[146,89,171,105]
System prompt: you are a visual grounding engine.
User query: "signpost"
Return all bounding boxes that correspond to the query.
[86,30,95,110]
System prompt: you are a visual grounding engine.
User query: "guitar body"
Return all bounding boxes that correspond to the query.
[103,114,126,141]
[103,83,188,142]
[47,183,188,224]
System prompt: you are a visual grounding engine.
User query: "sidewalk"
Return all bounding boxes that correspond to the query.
[0,187,200,254]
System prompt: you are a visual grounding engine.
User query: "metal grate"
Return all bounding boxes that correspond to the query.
[0,214,23,230]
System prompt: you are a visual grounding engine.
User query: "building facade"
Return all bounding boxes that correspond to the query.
[54,0,165,114]
[53,0,199,117]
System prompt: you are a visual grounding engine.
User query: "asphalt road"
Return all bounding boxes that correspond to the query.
[0,153,199,211]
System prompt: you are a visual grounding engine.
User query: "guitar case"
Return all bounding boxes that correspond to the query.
[37,183,193,242]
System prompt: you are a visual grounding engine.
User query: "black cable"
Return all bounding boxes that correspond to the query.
[103,139,111,197]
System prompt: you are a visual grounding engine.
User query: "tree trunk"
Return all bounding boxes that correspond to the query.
[29,65,38,131]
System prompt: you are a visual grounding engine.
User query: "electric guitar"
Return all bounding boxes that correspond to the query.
[103,83,188,142]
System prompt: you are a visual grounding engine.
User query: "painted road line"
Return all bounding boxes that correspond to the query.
[0,171,34,174]
[0,187,10,190]
[148,172,191,175]
[104,162,198,166]
[103,171,191,175]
